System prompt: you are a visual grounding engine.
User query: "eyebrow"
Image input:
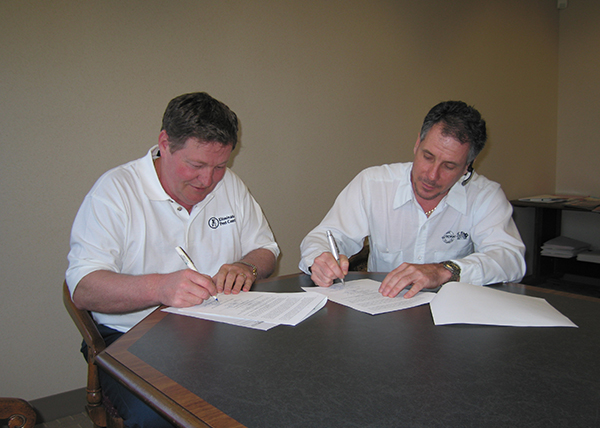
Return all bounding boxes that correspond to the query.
[421,149,462,167]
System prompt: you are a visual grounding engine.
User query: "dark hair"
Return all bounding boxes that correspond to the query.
[419,101,487,164]
[161,92,239,152]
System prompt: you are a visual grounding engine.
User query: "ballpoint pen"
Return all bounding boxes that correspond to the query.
[175,246,219,302]
[326,230,345,285]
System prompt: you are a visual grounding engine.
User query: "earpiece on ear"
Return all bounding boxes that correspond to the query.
[462,163,474,186]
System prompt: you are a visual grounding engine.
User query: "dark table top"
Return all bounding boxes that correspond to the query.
[97,272,600,428]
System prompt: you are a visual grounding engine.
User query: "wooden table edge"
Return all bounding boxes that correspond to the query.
[96,309,246,428]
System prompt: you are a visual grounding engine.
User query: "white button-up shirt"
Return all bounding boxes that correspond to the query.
[67,146,279,332]
[299,162,525,285]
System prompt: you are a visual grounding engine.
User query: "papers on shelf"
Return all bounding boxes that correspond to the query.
[576,249,600,264]
[518,194,572,203]
[430,282,577,327]
[541,236,591,258]
[563,196,600,210]
[301,278,435,315]
[163,291,327,331]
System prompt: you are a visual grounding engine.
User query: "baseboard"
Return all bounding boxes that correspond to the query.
[29,387,87,424]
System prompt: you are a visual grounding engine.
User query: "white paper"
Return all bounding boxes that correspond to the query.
[302,279,435,315]
[162,308,279,330]
[429,282,578,327]
[163,291,327,328]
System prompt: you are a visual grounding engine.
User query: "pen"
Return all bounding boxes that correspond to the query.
[175,246,219,302]
[326,230,345,285]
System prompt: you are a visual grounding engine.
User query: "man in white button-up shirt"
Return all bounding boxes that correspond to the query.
[300,101,525,299]
[66,92,279,427]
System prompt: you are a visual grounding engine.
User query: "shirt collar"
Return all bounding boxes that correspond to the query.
[393,162,468,215]
[139,145,171,201]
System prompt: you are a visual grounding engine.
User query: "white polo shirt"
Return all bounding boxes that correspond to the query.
[299,162,525,285]
[67,146,280,332]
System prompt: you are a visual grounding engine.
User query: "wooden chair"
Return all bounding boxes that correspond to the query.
[62,281,124,428]
[0,398,36,428]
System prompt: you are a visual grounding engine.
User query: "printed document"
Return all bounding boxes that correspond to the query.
[163,291,327,330]
[302,279,435,315]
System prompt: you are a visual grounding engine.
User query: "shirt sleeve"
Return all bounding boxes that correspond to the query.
[65,187,128,296]
[455,185,526,285]
[299,172,371,273]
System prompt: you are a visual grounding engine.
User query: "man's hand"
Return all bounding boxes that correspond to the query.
[379,262,452,299]
[213,263,255,295]
[73,269,219,313]
[310,252,349,287]
[155,269,218,307]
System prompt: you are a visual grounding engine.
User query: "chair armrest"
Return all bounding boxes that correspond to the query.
[63,281,106,358]
[0,397,36,428]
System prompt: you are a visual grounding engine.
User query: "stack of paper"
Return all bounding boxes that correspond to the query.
[301,279,434,315]
[564,196,600,210]
[163,291,327,331]
[429,282,577,327]
[541,236,591,258]
[576,249,600,264]
[164,279,577,330]
[518,194,570,203]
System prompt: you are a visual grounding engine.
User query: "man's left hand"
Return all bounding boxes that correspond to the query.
[213,263,255,295]
[379,262,452,299]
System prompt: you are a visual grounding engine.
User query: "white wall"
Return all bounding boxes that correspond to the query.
[1,0,563,400]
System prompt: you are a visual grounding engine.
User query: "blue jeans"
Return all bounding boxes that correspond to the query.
[81,324,174,428]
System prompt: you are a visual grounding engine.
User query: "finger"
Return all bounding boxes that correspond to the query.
[310,266,334,287]
[380,271,411,297]
[221,270,239,295]
[229,272,249,294]
[318,252,345,282]
[241,274,253,292]
[403,282,424,299]
[339,255,350,276]
[187,271,218,298]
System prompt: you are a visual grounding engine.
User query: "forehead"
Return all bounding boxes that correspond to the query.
[419,124,469,164]
[178,138,233,162]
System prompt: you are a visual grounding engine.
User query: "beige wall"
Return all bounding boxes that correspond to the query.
[557,0,600,195]
[0,0,576,400]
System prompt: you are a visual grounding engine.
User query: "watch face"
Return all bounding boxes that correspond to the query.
[441,261,460,282]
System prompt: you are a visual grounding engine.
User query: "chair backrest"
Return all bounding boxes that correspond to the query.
[63,281,124,428]
[0,397,36,428]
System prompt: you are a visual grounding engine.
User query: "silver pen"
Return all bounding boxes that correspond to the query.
[326,230,345,285]
[175,246,219,302]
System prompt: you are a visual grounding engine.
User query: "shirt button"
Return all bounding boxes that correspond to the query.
[177,206,182,211]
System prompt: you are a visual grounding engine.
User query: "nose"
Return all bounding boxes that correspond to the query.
[425,164,440,182]
[196,168,214,188]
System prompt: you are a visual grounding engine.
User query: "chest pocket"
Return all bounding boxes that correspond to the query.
[433,229,473,261]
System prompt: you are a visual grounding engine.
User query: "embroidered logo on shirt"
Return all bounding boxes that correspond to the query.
[442,230,469,244]
[208,215,236,229]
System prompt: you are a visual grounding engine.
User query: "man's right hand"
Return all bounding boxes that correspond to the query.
[73,269,218,313]
[309,252,349,287]
[156,269,219,307]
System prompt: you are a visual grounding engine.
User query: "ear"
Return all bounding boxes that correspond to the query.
[158,130,170,152]
[413,134,421,155]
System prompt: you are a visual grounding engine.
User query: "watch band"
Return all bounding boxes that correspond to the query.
[236,261,258,279]
[440,260,461,283]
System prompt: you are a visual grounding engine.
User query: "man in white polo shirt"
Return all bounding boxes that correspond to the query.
[66,92,279,427]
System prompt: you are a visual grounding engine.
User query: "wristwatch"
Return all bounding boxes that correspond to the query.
[440,260,461,283]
